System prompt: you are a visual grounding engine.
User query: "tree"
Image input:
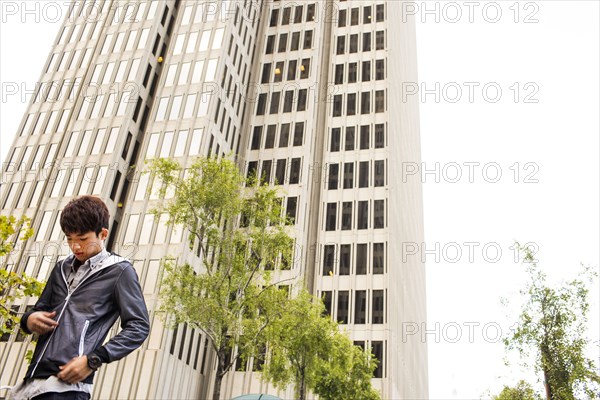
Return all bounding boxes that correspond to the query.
[262,290,380,400]
[492,380,542,400]
[504,244,600,399]
[148,157,294,400]
[0,215,44,338]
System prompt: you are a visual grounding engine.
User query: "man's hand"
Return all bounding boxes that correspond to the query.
[57,356,94,384]
[26,311,58,334]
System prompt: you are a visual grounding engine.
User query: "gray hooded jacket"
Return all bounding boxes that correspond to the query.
[20,250,150,384]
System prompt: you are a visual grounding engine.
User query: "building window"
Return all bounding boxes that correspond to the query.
[375,90,385,113]
[374,160,385,186]
[347,93,356,116]
[306,4,315,21]
[340,244,351,275]
[350,8,359,25]
[376,30,385,50]
[326,203,337,231]
[364,6,372,23]
[343,162,353,189]
[345,127,355,151]
[291,32,300,51]
[261,63,272,83]
[356,244,367,274]
[361,92,371,114]
[283,91,294,113]
[362,61,371,82]
[270,8,279,26]
[360,125,370,149]
[338,9,346,27]
[375,124,385,148]
[297,89,307,111]
[331,128,341,152]
[372,290,384,324]
[336,36,345,55]
[293,122,304,146]
[373,243,384,274]
[261,160,272,185]
[278,33,288,52]
[323,245,335,276]
[251,126,262,150]
[333,95,343,117]
[341,202,352,230]
[300,59,310,79]
[328,164,339,190]
[294,5,303,23]
[286,196,298,224]
[322,291,332,316]
[372,341,384,378]
[279,124,290,147]
[265,125,276,148]
[357,201,368,229]
[282,7,291,25]
[373,60,385,81]
[349,34,358,53]
[335,64,344,84]
[303,30,313,49]
[247,161,258,181]
[274,61,284,83]
[376,4,385,22]
[275,159,286,185]
[359,161,369,188]
[337,291,349,324]
[256,93,267,115]
[287,60,297,80]
[363,32,372,51]
[289,158,301,184]
[355,290,367,324]
[265,35,275,54]
[269,91,280,114]
[374,200,385,229]
[348,62,357,83]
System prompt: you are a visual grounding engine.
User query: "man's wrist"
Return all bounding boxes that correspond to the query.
[86,353,102,370]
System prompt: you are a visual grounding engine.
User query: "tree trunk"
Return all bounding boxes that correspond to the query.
[297,367,306,400]
[212,353,225,400]
[543,368,552,400]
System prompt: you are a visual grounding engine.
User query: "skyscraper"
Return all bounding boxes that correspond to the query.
[0,1,427,398]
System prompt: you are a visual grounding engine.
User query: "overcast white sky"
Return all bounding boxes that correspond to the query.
[1,1,599,399]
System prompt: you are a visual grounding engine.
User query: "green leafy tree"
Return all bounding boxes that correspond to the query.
[504,244,600,399]
[262,290,380,400]
[492,380,542,400]
[148,157,294,400]
[0,216,44,338]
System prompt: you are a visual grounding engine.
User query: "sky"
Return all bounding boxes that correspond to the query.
[1,1,599,399]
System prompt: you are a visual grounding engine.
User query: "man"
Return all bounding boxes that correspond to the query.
[11,195,150,399]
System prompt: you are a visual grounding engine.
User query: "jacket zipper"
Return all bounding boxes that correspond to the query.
[78,320,90,357]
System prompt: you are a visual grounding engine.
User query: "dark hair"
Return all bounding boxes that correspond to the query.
[60,195,110,235]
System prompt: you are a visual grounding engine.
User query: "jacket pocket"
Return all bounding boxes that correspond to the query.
[78,320,90,357]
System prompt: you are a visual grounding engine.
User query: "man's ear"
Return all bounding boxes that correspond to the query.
[100,228,109,241]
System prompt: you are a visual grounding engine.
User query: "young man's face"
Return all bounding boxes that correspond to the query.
[66,228,108,262]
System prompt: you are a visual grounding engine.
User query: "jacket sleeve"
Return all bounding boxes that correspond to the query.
[96,263,150,362]
[20,261,61,334]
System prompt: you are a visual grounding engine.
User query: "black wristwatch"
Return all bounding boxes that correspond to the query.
[87,353,102,370]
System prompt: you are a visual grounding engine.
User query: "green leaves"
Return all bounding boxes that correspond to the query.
[503,243,600,399]
[262,290,380,400]
[149,157,295,400]
[0,215,43,338]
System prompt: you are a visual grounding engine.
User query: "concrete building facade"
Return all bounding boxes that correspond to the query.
[0,1,427,398]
